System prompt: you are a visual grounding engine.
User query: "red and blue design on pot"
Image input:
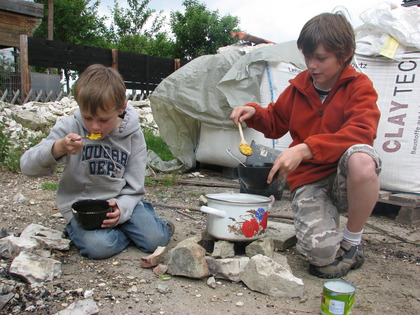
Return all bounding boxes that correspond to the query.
[200,193,272,241]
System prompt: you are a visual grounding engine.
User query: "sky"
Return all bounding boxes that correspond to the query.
[98,0,402,43]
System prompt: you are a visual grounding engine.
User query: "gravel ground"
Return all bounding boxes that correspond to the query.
[1,167,419,314]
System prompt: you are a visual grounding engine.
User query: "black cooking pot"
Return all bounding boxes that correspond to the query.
[71,199,111,230]
[238,163,279,190]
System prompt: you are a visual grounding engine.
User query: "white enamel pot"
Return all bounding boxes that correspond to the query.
[200,193,272,241]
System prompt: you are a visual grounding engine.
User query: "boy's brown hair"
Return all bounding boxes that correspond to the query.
[74,64,126,116]
[297,12,355,66]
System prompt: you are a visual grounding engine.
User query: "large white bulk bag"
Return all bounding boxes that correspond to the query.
[354,52,420,194]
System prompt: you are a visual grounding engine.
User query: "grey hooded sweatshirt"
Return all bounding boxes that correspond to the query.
[20,103,146,225]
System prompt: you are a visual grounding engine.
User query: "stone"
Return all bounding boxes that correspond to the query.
[54,298,99,315]
[272,252,293,273]
[266,221,297,251]
[153,264,168,276]
[156,284,170,294]
[13,110,49,131]
[211,240,235,258]
[13,192,27,203]
[140,246,167,268]
[206,256,250,282]
[206,276,217,289]
[245,237,274,258]
[9,251,62,285]
[239,254,304,297]
[166,237,210,279]
[0,235,39,259]
[0,292,14,309]
[21,223,64,239]
[20,224,70,251]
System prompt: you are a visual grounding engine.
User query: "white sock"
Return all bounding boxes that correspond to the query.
[342,226,363,246]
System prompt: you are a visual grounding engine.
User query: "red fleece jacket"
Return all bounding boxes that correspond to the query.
[245,65,380,192]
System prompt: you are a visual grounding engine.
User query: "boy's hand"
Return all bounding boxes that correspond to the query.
[102,200,120,228]
[230,106,256,126]
[52,134,83,158]
[267,143,314,184]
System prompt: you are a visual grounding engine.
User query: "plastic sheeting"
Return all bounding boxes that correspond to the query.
[355,2,420,58]
[149,42,305,171]
[217,41,305,107]
[149,49,243,171]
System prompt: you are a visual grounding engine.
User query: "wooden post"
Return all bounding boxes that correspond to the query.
[47,0,53,40]
[146,54,150,95]
[19,35,30,98]
[174,58,181,71]
[111,49,118,70]
[47,0,54,74]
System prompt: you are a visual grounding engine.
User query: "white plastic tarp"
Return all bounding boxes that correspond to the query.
[149,42,305,171]
[355,2,420,58]
[217,41,305,107]
[149,49,243,171]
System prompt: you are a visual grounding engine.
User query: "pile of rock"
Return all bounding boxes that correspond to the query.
[141,231,304,299]
[0,224,69,284]
[1,221,303,299]
[0,97,157,151]
[0,223,89,314]
[1,217,303,313]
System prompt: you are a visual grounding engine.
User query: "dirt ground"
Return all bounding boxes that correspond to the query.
[0,167,419,315]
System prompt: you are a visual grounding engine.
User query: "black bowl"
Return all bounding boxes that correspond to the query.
[238,163,278,190]
[71,199,111,230]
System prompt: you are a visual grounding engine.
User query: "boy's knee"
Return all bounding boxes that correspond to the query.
[79,236,119,259]
[136,234,170,253]
[348,152,377,181]
[83,249,110,260]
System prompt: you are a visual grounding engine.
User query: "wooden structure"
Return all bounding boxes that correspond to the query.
[378,191,420,226]
[0,0,43,49]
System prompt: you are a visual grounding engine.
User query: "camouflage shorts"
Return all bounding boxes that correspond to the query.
[291,144,381,266]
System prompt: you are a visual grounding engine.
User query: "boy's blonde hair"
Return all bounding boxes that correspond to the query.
[74,64,126,115]
[297,12,355,66]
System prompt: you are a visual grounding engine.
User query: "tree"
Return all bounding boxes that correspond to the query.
[110,0,162,39]
[34,0,109,48]
[170,0,241,60]
[109,0,175,57]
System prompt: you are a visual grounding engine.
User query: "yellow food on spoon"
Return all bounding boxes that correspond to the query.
[237,123,253,156]
[239,144,253,156]
[86,133,102,140]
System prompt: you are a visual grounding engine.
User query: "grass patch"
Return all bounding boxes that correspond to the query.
[145,176,158,187]
[42,182,58,191]
[143,127,174,161]
[160,173,177,186]
[145,172,178,187]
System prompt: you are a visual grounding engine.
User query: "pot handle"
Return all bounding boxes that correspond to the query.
[200,206,226,218]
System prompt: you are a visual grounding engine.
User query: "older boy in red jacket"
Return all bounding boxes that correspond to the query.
[231,12,381,278]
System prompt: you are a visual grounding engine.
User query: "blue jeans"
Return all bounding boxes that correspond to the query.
[66,200,172,259]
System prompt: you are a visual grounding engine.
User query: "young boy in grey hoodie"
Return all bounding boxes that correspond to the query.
[20,64,173,259]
